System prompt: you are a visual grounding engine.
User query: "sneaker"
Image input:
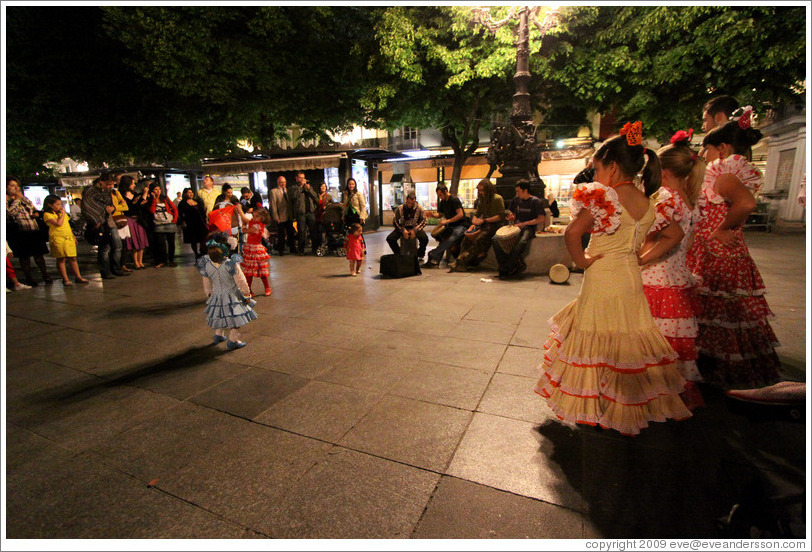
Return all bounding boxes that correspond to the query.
[13,282,32,290]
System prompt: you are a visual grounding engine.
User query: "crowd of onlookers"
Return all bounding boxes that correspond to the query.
[5,170,371,289]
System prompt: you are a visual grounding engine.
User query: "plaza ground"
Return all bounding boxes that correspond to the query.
[3,229,808,541]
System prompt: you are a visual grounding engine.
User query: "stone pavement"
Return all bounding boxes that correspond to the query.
[3,229,808,542]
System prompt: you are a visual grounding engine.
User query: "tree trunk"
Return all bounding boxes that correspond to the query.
[443,96,482,197]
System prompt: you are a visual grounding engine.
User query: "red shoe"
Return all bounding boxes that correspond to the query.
[264,288,272,296]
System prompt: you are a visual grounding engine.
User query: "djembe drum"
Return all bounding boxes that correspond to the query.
[493,224,520,253]
[549,263,571,284]
[431,223,446,241]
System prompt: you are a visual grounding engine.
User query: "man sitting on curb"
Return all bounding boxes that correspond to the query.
[422,183,469,268]
[387,192,428,260]
[493,179,547,280]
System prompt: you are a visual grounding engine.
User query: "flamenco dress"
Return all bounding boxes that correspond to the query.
[241,220,271,278]
[640,187,703,408]
[197,254,258,329]
[686,155,780,388]
[535,182,691,435]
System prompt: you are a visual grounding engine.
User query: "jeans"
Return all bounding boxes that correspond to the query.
[387,229,428,258]
[492,227,534,276]
[97,225,122,276]
[427,224,466,264]
[296,212,319,252]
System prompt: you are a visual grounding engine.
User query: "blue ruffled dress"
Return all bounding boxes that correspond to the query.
[197,254,258,329]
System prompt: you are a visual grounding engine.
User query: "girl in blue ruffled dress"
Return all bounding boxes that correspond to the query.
[197,233,257,350]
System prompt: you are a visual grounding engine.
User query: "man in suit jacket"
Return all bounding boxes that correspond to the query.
[269,175,296,255]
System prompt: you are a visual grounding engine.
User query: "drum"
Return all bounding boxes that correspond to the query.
[549,263,570,284]
[464,225,482,241]
[431,223,446,240]
[494,225,520,253]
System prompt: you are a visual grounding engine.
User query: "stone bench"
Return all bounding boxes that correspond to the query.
[480,232,572,275]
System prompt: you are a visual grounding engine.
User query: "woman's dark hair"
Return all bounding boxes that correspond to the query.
[42,194,61,213]
[149,182,166,200]
[214,183,237,205]
[181,187,193,200]
[118,175,135,193]
[345,178,358,196]
[702,120,762,159]
[593,135,662,197]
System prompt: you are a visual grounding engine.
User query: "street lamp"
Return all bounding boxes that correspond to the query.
[472,5,560,200]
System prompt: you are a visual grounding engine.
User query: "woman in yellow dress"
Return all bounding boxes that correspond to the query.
[535,124,691,435]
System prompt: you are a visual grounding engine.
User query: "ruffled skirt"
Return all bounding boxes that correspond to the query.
[643,286,700,382]
[205,292,258,329]
[240,243,271,277]
[688,216,781,388]
[535,256,691,435]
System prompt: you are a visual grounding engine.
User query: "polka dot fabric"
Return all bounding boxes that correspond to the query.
[687,156,781,388]
[641,187,700,382]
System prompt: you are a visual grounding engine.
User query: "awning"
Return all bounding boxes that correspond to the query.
[203,153,345,175]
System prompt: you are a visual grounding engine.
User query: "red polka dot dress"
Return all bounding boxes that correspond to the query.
[641,187,701,383]
[240,220,271,278]
[686,155,780,388]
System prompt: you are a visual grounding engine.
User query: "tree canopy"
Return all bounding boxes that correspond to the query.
[5,5,806,179]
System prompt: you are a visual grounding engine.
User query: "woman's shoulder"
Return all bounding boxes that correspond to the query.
[705,154,763,193]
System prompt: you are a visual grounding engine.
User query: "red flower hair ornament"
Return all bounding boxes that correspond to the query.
[670,129,694,145]
[619,121,643,146]
[732,106,753,129]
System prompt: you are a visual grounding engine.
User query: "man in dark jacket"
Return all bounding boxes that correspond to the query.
[289,172,320,255]
[387,192,428,259]
[82,171,129,279]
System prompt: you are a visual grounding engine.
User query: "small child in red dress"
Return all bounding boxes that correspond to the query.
[240,207,272,296]
[345,223,366,276]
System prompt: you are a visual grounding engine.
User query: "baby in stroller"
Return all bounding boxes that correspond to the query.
[316,202,347,257]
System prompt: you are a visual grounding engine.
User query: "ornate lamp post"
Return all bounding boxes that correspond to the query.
[471,6,560,200]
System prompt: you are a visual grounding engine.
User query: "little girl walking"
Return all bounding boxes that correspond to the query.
[197,232,258,350]
[42,195,89,286]
[345,222,366,276]
[240,207,272,296]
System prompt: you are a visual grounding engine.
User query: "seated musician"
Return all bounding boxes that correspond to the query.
[386,192,429,259]
[422,184,470,268]
[493,179,547,279]
[450,179,505,272]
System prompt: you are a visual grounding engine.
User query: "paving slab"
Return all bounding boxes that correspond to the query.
[254,380,384,442]
[389,362,492,410]
[189,366,309,419]
[447,412,585,511]
[258,447,440,538]
[496,344,545,378]
[413,476,585,539]
[339,395,473,472]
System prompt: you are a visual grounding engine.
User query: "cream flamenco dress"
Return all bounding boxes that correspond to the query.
[535,182,692,435]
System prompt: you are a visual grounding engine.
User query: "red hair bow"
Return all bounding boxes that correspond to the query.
[670,129,694,145]
[620,121,643,146]
[737,106,753,129]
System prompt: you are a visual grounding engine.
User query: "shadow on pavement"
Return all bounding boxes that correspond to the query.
[535,384,806,539]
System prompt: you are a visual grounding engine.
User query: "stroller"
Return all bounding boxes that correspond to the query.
[316,202,347,257]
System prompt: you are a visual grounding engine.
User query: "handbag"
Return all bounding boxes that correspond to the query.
[112,214,129,229]
[84,224,106,246]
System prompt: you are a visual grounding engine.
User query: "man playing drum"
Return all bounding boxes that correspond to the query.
[422,184,470,268]
[493,179,547,279]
